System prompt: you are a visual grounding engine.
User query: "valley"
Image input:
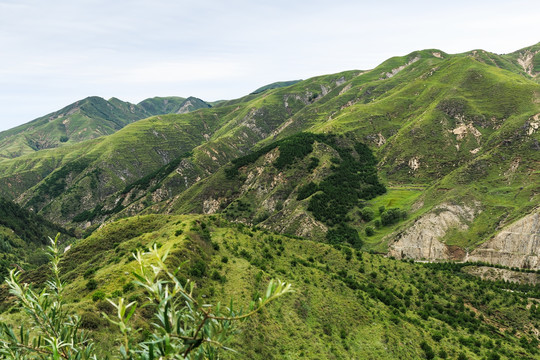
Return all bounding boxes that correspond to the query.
[0,42,539,359]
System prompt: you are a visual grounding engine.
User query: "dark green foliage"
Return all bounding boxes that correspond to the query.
[121,151,192,195]
[83,268,96,279]
[326,224,363,249]
[225,133,329,179]
[86,279,97,291]
[420,341,435,360]
[273,133,323,169]
[307,157,319,171]
[359,207,374,222]
[73,202,125,223]
[296,182,318,200]
[380,208,407,226]
[92,290,106,302]
[0,197,69,245]
[224,133,385,248]
[365,226,374,237]
[189,259,207,277]
[122,282,135,294]
[59,135,69,143]
[27,159,90,209]
[308,143,386,227]
[80,311,107,329]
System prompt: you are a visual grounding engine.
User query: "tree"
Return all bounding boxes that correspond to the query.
[0,235,292,359]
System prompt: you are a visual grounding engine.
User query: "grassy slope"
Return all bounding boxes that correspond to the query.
[0,197,72,277]
[136,53,539,252]
[0,95,209,161]
[0,45,537,255]
[3,214,537,359]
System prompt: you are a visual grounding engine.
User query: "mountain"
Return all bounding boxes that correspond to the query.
[1,213,536,359]
[0,197,72,277]
[0,44,537,266]
[0,43,539,359]
[0,95,211,161]
[250,80,302,94]
[138,96,211,114]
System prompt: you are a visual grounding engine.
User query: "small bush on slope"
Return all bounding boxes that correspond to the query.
[0,234,291,359]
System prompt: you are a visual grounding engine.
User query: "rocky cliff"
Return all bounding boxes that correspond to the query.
[465,211,540,269]
[388,203,478,260]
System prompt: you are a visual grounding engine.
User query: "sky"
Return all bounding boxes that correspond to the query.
[0,0,539,132]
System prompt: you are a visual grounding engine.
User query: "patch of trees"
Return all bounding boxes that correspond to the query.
[225,132,329,179]
[224,133,386,248]
[380,208,407,226]
[121,151,192,195]
[326,224,363,249]
[73,203,124,223]
[27,158,91,210]
[296,182,318,201]
[307,142,386,229]
[0,197,68,244]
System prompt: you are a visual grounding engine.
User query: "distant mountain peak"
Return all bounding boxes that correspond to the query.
[251,80,302,94]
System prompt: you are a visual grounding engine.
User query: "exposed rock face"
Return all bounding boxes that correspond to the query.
[465,211,540,269]
[382,56,420,79]
[388,204,478,260]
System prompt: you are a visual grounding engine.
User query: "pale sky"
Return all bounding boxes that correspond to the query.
[0,0,539,132]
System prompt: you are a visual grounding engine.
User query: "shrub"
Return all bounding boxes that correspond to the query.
[80,311,105,330]
[365,226,375,236]
[122,281,135,294]
[326,224,363,249]
[188,259,207,277]
[92,290,106,302]
[380,208,407,227]
[359,207,374,222]
[0,235,292,359]
[83,268,96,279]
[297,182,318,200]
[86,278,97,291]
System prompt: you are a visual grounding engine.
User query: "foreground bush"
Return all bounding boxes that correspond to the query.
[0,235,292,359]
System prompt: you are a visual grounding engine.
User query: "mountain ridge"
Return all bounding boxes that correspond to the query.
[0,42,539,359]
[0,43,537,269]
[0,95,211,161]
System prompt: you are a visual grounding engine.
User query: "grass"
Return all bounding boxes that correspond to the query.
[2,213,539,359]
[0,43,538,263]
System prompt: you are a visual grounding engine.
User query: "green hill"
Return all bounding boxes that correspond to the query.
[2,214,538,359]
[0,197,72,277]
[0,44,537,268]
[250,80,302,94]
[0,95,210,161]
[0,42,539,359]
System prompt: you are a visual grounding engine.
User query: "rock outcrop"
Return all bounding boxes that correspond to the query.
[465,211,540,269]
[388,203,478,260]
